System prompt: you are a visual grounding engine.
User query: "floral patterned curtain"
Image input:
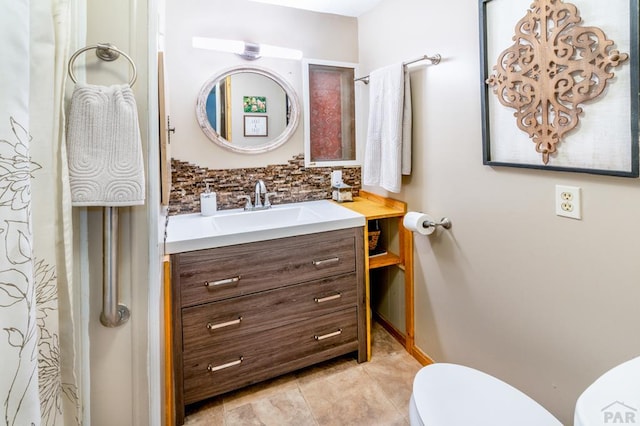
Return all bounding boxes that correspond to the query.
[0,0,80,424]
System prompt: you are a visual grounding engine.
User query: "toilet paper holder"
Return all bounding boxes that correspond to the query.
[424,217,452,230]
[404,212,453,235]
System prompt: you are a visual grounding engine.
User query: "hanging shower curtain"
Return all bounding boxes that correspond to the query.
[0,0,81,425]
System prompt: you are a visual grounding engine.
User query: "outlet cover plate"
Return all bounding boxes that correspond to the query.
[555,185,581,219]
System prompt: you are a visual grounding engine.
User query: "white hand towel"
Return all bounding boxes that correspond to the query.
[402,70,412,175]
[67,84,145,206]
[363,63,412,193]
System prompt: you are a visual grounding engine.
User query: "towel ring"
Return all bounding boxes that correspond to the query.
[68,43,137,87]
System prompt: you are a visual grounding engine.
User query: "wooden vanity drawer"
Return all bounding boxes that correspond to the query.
[182,307,358,404]
[181,272,357,352]
[175,229,358,307]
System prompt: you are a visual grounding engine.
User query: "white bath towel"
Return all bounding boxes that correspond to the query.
[67,84,145,206]
[363,63,412,193]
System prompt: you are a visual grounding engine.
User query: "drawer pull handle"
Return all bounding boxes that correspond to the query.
[204,276,240,288]
[312,257,340,267]
[207,356,243,373]
[314,293,342,304]
[314,328,343,341]
[206,316,243,331]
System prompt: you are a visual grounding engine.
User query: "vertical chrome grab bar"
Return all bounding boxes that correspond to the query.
[101,207,130,327]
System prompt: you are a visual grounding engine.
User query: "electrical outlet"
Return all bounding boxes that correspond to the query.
[555,185,581,219]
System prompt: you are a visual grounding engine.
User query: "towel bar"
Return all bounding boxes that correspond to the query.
[355,53,441,84]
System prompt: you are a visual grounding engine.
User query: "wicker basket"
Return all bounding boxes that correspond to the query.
[368,230,381,251]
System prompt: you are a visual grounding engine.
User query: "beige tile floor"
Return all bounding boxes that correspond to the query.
[184,321,424,426]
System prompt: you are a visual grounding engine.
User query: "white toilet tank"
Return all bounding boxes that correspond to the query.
[410,363,562,426]
[574,356,640,426]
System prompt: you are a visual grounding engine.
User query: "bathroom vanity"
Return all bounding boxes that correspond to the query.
[165,200,366,424]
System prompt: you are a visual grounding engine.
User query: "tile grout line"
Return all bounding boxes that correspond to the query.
[295,377,321,426]
[361,360,412,423]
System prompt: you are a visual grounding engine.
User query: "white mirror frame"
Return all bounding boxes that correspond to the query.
[302,58,360,167]
[196,65,301,154]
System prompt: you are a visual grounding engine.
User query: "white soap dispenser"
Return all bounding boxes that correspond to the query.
[200,182,217,216]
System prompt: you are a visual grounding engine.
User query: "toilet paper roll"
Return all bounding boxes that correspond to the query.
[403,211,436,235]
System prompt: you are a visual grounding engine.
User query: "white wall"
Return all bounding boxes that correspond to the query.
[83,0,157,425]
[359,0,640,423]
[164,0,358,170]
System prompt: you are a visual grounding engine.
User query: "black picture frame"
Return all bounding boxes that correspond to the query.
[243,115,268,137]
[479,0,639,177]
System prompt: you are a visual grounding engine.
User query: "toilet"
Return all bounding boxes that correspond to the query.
[574,355,640,426]
[410,356,640,426]
[409,363,562,426]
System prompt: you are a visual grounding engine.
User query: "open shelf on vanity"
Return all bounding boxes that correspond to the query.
[336,190,413,360]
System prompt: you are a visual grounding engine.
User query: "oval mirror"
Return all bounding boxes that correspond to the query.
[196,65,300,154]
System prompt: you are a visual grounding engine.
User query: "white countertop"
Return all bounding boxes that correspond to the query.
[165,199,365,254]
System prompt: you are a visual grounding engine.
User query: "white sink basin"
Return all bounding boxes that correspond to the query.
[165,199,365,254]
[210,204,321,231]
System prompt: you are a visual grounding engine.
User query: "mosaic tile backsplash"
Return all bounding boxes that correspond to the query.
[169,154,361,215]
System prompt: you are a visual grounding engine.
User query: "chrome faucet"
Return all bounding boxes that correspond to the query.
[238,180,274,211]
[254,179,267,208]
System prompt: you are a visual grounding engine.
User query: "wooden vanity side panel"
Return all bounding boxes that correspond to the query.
[164,259,175,426]
[177,229,358,307]
[170,255,185,425]
[354,226,367,363]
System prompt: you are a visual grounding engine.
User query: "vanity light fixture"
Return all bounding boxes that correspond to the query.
[241,42,261,60]
[192,37,244,55]
[259,43,303,60]
[192,37,303,61]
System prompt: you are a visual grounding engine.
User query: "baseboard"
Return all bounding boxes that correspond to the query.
[373,312,435,367]
[411,346,435,366]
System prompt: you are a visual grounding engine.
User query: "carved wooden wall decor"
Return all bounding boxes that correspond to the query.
[486,0,629,164]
